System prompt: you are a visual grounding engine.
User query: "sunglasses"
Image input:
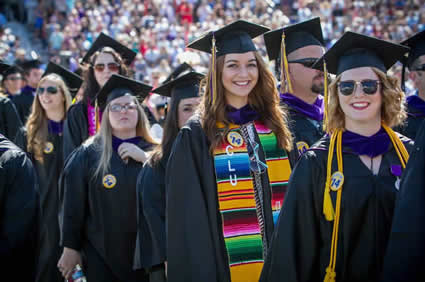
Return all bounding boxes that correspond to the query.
[37,86,59,95]
[338,79,380,96]
[109,103,137,112]
[93,62,120,72]
[287,58,319,68]
[6,76,22,81]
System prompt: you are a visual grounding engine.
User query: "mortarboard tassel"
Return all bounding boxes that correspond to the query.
[210,33,217,106]
[280,32,293,94]
[95,99,100,133]
[323,62,329,133]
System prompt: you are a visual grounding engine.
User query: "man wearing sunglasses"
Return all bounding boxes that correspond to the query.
[264,17,326,162]
[397,30,425,140]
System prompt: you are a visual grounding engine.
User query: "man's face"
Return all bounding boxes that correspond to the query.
[410,55,425,93]
[25,68,43,88]
[287,45,325,95]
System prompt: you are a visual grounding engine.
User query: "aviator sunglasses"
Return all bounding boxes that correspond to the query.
[338,79,380,96]
[37,86,59,95]
[287,58,318,68]
[93,62,120,72]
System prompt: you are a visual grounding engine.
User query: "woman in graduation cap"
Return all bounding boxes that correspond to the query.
[260,32,412,282]
[14,62,81,282]
[63,33,137,159]
[165,20,293,282]
[58,74,156,282]
[134,64,203,282]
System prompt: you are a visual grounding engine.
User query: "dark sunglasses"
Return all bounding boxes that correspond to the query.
[109,103,137,112]
[338,79,380,96]
[6,76,22,81]
[37,86,59,95]
[413,64,425,72]
[93,62,120,72]
[287,58,319,68]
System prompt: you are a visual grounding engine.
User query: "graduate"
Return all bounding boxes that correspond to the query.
[0,62,24,97]
[381,120,425,282]
[0,62,23,140]
[165,20,293,282]
[264,17,325,158]
[63,32,136,159]
[396,30,425,140]
[0,134,38,281]
[14,62,82,282]
[58,74,156,282]
[135,66,203,282]
[260,32,411,282]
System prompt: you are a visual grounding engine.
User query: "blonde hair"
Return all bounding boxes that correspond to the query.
[26,74,72,162]
[91,96,158,178]
[199,51,293,153]
[326,67,407,132]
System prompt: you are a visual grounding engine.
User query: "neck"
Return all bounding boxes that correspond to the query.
[290,84,318,104]
[345,119,381,137]
[112,129,137,140]
[418,88,425,101]
[46,108,65,122]
[225,94,248,109]
[9,89,20,95]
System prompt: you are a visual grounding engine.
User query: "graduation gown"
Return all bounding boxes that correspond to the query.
[0,96,23,140]
[60,139,151,282]
[63,101,89,160]
[395,103,425,140]
[15,127,64,282]
[381,120,425,281]
[0,134,38,281]
[166,118,275,282]
[12,86,35,123]
[260,134,413,282]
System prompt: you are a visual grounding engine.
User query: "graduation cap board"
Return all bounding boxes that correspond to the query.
[95,74,152,111]
[0,62,23,78]
[42,62,83,98]
[18,59,42,71]
[82,32,137,65]
[401,30,425,69]
[162,62,194,84]
[153,71,205,99]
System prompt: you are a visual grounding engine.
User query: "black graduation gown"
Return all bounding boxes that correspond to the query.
[0,134,38,281]
[395,103,425,140]
[166,118,275,282]
[0,96,23,140]
[381,120,425,282]
[260,134,413,282]
[60,140,151,282]
[15,127,64,282]
[63,101,89,160]
[12,86,35,123]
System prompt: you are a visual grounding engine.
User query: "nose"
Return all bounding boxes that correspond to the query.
[353,82,364,97]
[238,66,249,77]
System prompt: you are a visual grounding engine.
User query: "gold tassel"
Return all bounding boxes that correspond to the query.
[323,62,329,133]
[72,97,76,104]
[211,34,217,106]
[281,32,293,94]
[95,99,100,133]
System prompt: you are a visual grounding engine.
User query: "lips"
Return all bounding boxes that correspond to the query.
[351,102,370,110]
[233,81,250,87]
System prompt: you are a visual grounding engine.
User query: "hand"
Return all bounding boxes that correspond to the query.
[57,247,83,279]
[118,142,147,163]
[164,261,167,278]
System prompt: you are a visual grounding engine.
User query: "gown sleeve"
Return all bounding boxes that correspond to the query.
[165,122,219,282]
[63,103,88,161]
[13,127,27,151]
[0,97,23,141]
[260,150,323,282]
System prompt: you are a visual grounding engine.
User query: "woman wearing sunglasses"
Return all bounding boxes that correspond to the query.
[165,20,293,282]
[14,68,76,282]
[63,33,136,159]
[260,32,412,282]
[58,74,156,282]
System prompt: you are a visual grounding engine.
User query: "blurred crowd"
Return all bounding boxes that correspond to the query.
[1,0,424,89]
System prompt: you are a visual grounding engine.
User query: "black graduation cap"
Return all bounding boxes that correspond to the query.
[81,32,137,65]
[153,71,204,99]
[313,31,410,75]
[264,17,324,61]
[163,62,194,84]
[401,30,425,69]
[95,74,152,110]
[19,59,42,71]
[0,62,23,78]
[0,61,11,74]
[187,20,270,57]
[42,62,83,98]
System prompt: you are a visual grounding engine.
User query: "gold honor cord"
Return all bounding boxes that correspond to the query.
[211,35,217,106]
[281,32,293,94]
[323,62,329,133]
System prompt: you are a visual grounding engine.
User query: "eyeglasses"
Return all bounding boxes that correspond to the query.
[109,103,137,112]
[412,64,425,72]
[93,62,120,72]
[287,58,319,68]
[338,79,380,96]
[37,86,59,95]
[6,76,22,81]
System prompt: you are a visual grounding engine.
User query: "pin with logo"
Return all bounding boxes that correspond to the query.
[227,131,244,147]
[296,141,309,156]
[103,174,117,189]
[44,142,54,154]
[330,171,344,191]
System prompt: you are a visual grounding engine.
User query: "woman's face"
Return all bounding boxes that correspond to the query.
[221,51,258,108]
[108,95,139,133]
[338,67,382,129]
[37,80,65,113]
[93,52,120,87]
[177,96,200,129]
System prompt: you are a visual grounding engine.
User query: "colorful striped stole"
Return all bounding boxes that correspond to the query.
[213,122,291,282]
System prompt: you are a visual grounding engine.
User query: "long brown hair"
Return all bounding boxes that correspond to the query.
[198,51,293,153]
[26,74,72,162]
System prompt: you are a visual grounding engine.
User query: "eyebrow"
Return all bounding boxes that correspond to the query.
[225,59,257,64]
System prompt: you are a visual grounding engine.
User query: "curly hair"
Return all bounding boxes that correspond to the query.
[326,67,406,132]
[198,51,293,153]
